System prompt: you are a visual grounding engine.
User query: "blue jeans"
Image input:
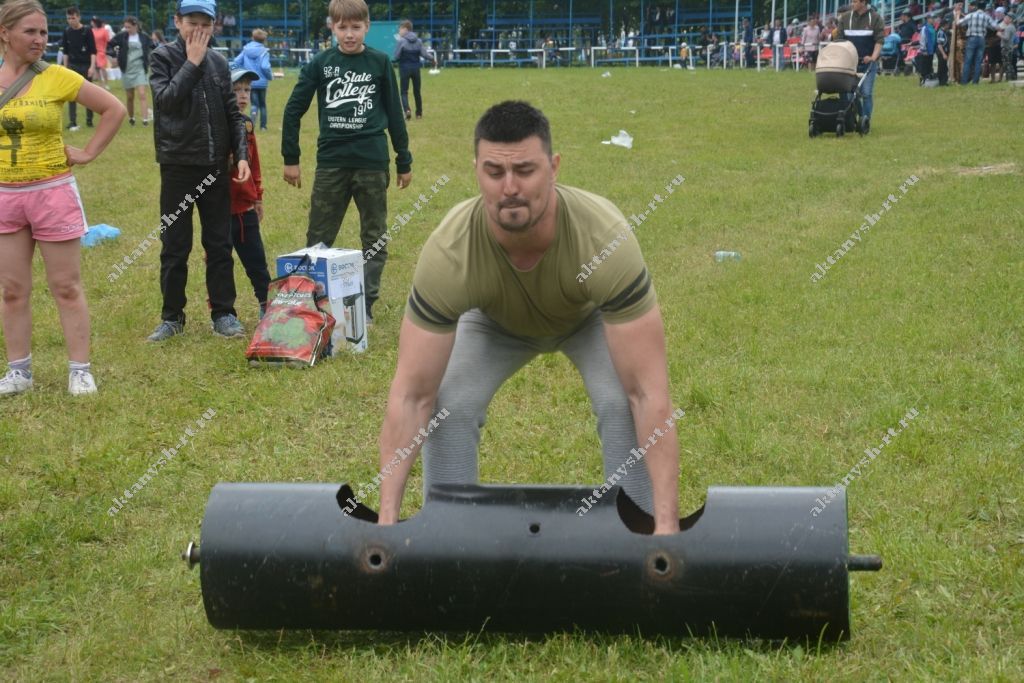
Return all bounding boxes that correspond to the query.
[962,35,986,84]
[847,60,878,119]
[250,88,268,129]
[860,61,878,118]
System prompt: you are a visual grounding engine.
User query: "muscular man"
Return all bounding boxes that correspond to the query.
[375,100,680,535]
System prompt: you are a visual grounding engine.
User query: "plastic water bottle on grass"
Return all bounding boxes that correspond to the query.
[714,251,741,262]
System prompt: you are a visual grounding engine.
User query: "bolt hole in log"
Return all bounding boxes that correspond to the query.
[529,522,540,534]
[362,547,389,572]
[653,555,670,574]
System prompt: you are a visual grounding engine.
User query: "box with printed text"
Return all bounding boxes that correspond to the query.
[275,246,367,354]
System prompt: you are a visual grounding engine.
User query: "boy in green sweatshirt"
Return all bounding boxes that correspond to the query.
[282,0,412,323]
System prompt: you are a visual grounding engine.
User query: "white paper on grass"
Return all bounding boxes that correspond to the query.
[428,68,440,75]
[601,130,633,149]
[601,71,612,77]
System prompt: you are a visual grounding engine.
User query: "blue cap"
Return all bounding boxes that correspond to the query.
[231,68,260,83]
[178,0,216,18]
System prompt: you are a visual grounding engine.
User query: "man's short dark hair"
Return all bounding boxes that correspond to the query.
[474,101,552,157]
[66,5,80,15]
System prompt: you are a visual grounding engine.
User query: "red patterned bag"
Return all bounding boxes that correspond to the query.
[246,266,336,368]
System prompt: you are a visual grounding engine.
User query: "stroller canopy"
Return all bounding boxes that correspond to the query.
[817,41,859,76]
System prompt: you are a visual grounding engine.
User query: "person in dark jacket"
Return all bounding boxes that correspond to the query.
[230,28,273,130]
[741,17,755,67]
[146,0,251,342]
[107,16,155,125]
[392,19,434,120]
[61,6,96,130]
[838,0,884,133]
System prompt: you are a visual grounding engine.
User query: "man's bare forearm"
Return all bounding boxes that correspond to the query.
[376,394,437,524]
[632,400,681,534]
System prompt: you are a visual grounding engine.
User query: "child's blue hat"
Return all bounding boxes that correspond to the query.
[231,68,260,83]
[178,0,216,18]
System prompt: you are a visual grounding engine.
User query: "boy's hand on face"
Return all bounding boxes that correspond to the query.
[233,160,251,184]
[283,164,301,187]
[186,27,210,66]
[396,172,412,189]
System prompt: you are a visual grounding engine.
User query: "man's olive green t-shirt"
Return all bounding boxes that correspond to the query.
[405,184,657,337]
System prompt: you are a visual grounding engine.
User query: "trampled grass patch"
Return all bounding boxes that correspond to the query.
[1,67,1022,681]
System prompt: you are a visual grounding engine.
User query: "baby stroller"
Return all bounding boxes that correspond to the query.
[880,32,903,75]
[808,41,868,138]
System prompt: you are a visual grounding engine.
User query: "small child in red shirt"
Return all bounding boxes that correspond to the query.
[228,68,272,317]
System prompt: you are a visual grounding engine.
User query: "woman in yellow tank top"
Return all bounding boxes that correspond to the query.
[0,0,125,397]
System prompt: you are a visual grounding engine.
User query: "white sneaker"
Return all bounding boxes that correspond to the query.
[0,368,33,396]
[68,125,80,132]
[68,369,98,396]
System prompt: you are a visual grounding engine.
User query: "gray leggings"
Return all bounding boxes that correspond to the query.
[421,309,654,513]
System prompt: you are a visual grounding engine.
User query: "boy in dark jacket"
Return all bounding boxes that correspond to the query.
[62,6,96,130]
[393,19,435,120]
[282,0,411,324]
[146,0,251,342]
[228,69,271,318]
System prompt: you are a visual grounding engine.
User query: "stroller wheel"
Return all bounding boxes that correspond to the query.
[809,122,818,138]
[836,121,845,137]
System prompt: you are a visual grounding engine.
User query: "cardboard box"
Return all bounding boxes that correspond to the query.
[276,246,367,354]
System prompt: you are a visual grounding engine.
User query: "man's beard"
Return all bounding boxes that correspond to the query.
[495,199,533,233]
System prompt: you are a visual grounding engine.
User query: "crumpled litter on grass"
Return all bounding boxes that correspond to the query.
[601,130,633,149]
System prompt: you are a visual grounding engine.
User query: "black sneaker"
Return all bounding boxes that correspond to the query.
[404,109,411,121]
[861,117,870,134]
[129,117,135,126]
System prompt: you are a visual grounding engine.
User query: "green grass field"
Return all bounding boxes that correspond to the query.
[2,66,1022,682]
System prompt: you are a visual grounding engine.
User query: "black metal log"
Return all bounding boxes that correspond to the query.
[187,483,880,640]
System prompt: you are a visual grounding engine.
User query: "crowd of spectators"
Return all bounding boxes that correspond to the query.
[674,0,1022,82]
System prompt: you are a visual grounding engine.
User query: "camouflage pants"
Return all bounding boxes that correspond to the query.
[306,167,389,311]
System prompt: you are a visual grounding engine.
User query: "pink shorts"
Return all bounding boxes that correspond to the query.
[0,173,88,242]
